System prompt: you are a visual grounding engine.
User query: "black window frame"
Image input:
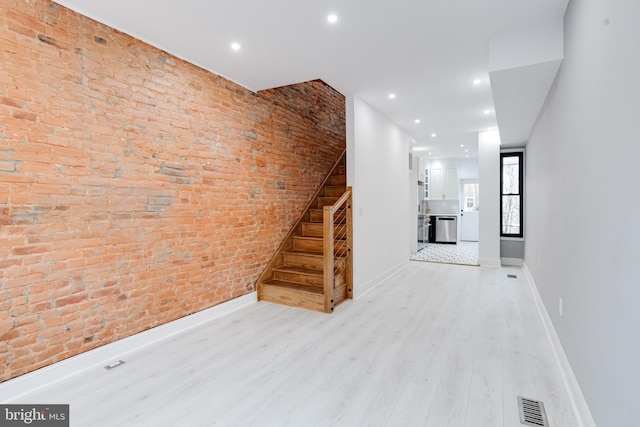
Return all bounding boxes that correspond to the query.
[500,152,524,238]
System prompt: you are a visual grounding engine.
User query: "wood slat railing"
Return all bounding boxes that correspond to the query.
[322,187,353,313]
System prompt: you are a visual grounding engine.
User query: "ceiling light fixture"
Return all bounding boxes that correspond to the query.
[431,133,436,138]
[327,14,338,24]
[473,79,481,85]
[414,119,420,124]
[460,144,464,147]
[388,93,396,99]
[230,42,241,51]
[484,109,491,115]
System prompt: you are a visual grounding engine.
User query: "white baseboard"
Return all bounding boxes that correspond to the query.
[479,257,501,268]
[0,291,257,402]
[501,257,523,266]
[521,262,596,427]
[355,260,410,299]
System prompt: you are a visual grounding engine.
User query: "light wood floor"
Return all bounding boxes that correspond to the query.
[19,262,579,426]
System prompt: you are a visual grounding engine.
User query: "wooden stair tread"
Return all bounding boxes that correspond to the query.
[286,249,345,259]
[262,279,324,295]
[293,236,322,241]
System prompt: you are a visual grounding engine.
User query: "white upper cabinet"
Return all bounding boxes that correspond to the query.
[417,156,425,183]
[427,159,458,200]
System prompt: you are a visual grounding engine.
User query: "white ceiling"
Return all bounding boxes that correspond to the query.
[54,0,569,160]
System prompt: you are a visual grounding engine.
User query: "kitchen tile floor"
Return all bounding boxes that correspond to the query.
[411,241,479,266]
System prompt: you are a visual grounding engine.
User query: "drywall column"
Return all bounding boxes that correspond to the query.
[478,130,501,267]
[349,97,411,297]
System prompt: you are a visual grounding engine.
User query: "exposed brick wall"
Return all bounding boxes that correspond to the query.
[0,1,345,381]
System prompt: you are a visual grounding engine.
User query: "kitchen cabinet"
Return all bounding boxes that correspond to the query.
[427,159,458,200]
[417,157,425,183]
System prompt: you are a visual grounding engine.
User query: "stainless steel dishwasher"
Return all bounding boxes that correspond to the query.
[435,216,457,244]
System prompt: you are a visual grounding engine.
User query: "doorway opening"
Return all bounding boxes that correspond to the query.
[411,179,479,266]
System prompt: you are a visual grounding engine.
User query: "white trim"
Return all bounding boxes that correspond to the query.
[500,257,523,266]
[355,260,410,299]
[500,236,525,242]
[521,262,596,427]
[0,292,258,402]
[479,257,501,268]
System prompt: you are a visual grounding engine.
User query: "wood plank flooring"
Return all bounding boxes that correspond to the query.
[15,262,579,426]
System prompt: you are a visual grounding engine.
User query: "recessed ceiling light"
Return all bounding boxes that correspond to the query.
[460,144,464,147]
[327,14,338,23]
[466,155,470,158]
[473,79,482,85]
[414,119,420,124]
[230,42,241,51]
[483,109,491,115]
[388,93,396,99]
[428,152,432,155]
[465,149,469,152]
[431,133,436,138]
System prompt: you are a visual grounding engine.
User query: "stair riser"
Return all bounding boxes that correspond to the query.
[324,186,346,197]
[310,209,347,222]
[301,223,344,237]
[309,210,323,222]
[272,270,344,289]
[284,252,323,270]
[317,197,341,208]
[329,175,346,186]
[334,272,345,289]
[292,238,345,254]
[260,285,324,312]
[292,238,323,254]
[284,253,346,271]
[273,270,324,287]
[332,284,348,306]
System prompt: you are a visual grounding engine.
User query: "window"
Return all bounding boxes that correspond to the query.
[462,182,479,212]
[501,152,523,237]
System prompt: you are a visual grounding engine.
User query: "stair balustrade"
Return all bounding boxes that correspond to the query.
[323,188,352,312]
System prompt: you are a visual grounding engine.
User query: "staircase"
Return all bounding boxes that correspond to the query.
[257,153,352,313]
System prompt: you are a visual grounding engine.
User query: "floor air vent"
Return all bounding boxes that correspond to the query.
[507,274,518,279]
[104,360,126,370]
[518,396,549,426]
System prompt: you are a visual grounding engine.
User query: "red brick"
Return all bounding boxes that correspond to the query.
[0,0,344,382]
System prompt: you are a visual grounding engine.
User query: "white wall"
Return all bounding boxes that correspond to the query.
[525,0,640,425]
[478,130,501,267]
[347,97,411,297]
[457,158,479,180]
[409,154,418,254]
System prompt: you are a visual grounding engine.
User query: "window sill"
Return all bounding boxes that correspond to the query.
[501,236,524,242]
